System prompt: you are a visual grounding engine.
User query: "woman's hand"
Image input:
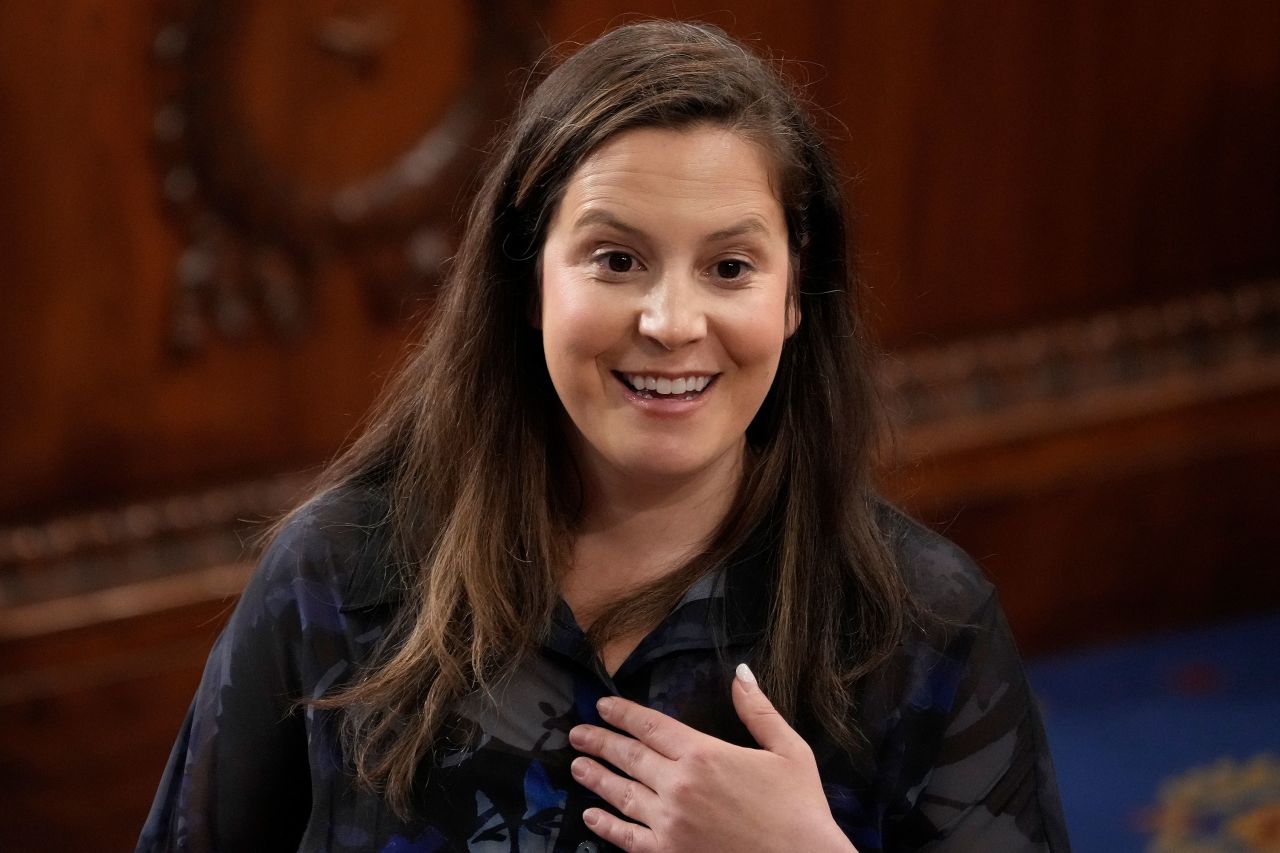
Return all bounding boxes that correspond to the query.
[567,664,858,853]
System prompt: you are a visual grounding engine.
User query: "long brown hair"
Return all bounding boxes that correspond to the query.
[299,20,917,815]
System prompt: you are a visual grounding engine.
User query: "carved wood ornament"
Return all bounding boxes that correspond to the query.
[150,0,545,352]
[882,279,1280,455]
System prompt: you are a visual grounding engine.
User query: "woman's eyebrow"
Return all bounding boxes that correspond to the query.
[572,209,643,235]
[705,215,771,242]
[572,210,772,242]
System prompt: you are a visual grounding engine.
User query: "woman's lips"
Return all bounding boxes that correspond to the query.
[617,371,716,397]
[612,371,719,410]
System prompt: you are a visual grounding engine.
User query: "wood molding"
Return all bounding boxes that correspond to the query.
[0,474,308,570]
[0,474,308,638]
[0,563,250,643]
[882,279,1280,457]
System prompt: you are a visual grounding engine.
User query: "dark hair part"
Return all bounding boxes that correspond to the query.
[302,20,917,816]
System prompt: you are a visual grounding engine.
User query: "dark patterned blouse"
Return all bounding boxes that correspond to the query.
[138,489,1071,852]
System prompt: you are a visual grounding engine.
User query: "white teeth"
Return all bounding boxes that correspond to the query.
[622,373,715,397]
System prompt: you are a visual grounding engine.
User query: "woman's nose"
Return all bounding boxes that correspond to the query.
[637,273,707,350]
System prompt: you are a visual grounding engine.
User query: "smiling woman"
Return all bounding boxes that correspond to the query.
[139,20,1071,853]
[540,126,792,499]
[542,126,797,676]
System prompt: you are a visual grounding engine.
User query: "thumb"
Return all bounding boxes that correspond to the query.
[731,663,807,758]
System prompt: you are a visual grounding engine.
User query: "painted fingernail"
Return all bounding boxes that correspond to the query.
[583,808,601,827]
[597,696,615,715]
[736,662,758,687]
[571,757,589,779]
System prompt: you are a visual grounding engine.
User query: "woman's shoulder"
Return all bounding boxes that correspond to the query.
[875,501,997,623]
[255,483,400,609]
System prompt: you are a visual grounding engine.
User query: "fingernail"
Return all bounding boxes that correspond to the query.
[597,696,615,715]
[571,757,589,779]
[736,662,758,688]
[583,808,600,827]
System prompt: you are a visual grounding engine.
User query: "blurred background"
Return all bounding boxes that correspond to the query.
[1,1,1277,850]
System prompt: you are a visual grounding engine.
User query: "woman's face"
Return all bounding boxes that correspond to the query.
[538,125,795,487]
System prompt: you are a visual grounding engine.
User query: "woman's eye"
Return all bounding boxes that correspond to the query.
[604,252,635,273]
[715,259,747,280]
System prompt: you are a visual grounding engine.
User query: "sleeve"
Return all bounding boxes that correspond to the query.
[136,527,316,852]
[897,593,1072,852]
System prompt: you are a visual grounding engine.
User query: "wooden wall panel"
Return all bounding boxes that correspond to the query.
[835,0,1280,344]
[2,0,1277,515]
[0,2,478,520]
[0,600,231,852]
[884,386,1280,651]
[936,442,1280,653]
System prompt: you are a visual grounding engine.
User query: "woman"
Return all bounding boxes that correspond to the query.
[140,20,1070,853]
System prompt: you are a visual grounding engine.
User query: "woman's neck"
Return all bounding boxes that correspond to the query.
[561,441,744,617]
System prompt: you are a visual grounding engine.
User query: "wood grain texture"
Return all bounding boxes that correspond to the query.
[833,0,1280,344]
[0,600,230,852]
[2,0,1277,518]
[0,2,423,521]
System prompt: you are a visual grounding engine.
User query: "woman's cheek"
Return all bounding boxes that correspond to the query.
[718,291,790,366]
[541,281,632,397]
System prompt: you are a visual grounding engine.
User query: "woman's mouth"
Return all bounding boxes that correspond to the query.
[613,371,718,401]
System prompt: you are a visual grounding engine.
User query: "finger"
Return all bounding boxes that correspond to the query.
[569,723,672,787]
[596,695,696,760]
[731,663,811,759]
[571,756,660,825]
[583,807,658,853]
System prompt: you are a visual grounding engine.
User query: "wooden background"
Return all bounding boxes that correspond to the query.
[2,1,1278,849]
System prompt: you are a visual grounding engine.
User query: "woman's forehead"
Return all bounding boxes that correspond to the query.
[550,126,786,240]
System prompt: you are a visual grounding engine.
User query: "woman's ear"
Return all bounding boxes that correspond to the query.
[785,266,801,339]
[785,299,801,339]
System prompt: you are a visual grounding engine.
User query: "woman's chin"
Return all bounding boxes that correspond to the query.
[597,442,742,488]
[618,459,707,484]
